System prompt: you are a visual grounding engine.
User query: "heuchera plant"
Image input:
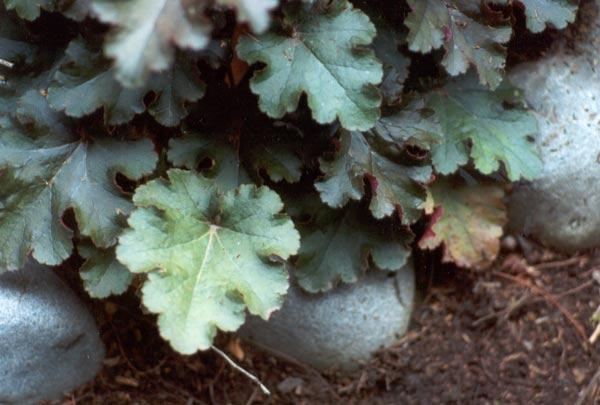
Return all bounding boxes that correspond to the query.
[0,0,582,354]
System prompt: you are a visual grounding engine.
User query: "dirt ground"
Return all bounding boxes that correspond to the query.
[40,238,600,405]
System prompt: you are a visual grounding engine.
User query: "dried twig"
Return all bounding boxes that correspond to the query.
[534,256,586,270]
[492,271,588,343]
[0,58,13,68]
[575,365,600,405]
[211,345,271,396]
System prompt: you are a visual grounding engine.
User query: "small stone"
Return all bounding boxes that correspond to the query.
[0,259,105,404]
[239,262,415,371]
[507,2,600,252]
[277,376,304,394]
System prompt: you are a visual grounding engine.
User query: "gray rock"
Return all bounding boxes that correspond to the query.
[239,263,415,371]
[0,260,105,404]
[508,3,600,252]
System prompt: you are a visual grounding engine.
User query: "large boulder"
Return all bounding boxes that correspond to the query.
[239,262,415,371]
[508,2,600,252]
[0,260,105,404]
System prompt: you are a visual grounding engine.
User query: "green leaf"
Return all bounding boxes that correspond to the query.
[47,38,205,126]
[91,0,212,87]
[428,73,542,181]
[236,0,383,131]
[168,131,251,191]
[3,0,90,20]
[315,130,431,224]
[247,141,302,183]
[442,8,511,89]
[244,123,303,183]
[146,54,205,127]
[215,0,277,33]
[371,96,443,155]
[404,0,511,89]
[519,0,579,33]
[0,7,36,65]
[47,38,147,125]
[0,119,157,271]
[116,169,300,353]
[294,201,412,292]
[373,25,410,105]
[419,177,506,268]
[79,242,133,298]
[404,0,449,53]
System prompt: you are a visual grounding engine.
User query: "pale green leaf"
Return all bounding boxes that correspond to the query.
[519,0,579,33]
[116,169,300,353]
[91,0,211,87]
[237,0,383,131]
[216,0,277,33]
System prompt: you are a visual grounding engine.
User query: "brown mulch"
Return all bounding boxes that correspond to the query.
[47,241,600,404]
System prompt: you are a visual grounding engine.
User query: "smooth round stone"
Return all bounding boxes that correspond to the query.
[239,263,415,371]
[508,5,600,252]
[0,260,105,404]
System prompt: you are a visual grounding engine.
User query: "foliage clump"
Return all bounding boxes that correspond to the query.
[0,0,577,353]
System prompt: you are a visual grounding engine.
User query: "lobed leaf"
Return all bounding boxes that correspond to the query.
[0,6,36,65]
[4,0,90,20]
[216,0,278,33]
[294,201,412,292]
[91,0,212,87]
[0,119,157,271]
[47,38,204,127]
[79,242,133,298]
[373,26,410,106]
[404,0,511,89]
[371,96,443,155]
[117,169,300,353]
[315,130,431,224]
[428,73,542,181]
[168,131,250,191]
[518,0,579,33]
[419,177,506,268]
[236,0,383,131]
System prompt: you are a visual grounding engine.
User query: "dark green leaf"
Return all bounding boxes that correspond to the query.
[315,130,431,224]
[404,0,511,89]
[295,201,412,292]
[168,130,251,191]
[79,242,133,298]
[427,73,542,180]
[0,119,157,271]
[237,0,383,130]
